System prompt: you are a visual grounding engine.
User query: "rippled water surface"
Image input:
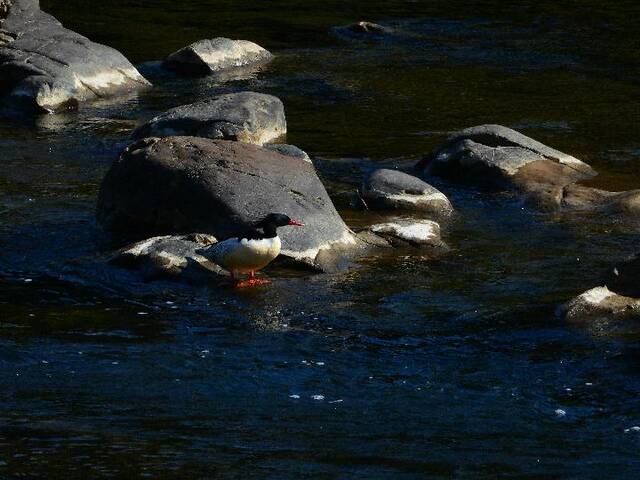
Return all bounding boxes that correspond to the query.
[2,1,640,477]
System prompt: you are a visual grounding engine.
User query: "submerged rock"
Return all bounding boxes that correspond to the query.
[132,92,286,146]
[604,254,640,298]
[0,0,150,112]
[97,137,362,271]
[110,233,224,282]
[333,21,393,40]
[361,169,453,217]
[418,124,640,215]
[164,38,272,76]
[358,219,446,249]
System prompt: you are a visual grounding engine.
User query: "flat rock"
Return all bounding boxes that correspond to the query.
[133,92,286,146]
[361,168,453,217]
[97,137,362,271]
[164,38,272,76]
[0,0,150,112]
[110,233,224,282]
[359,219,446,248]
[416,124,640,214]
[558,286,640,325]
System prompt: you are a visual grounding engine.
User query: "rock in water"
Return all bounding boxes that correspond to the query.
[418,124,640,215]
[361,169,453,217]
[97,137,361,271]
[133,92,286,146]
[164,38,272,76]
[0,0,150,112]
[110,233,224,282]
[362,219,446,248]
[558,286,640,324]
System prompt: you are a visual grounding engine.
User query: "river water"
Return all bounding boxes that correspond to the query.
[1,1,640,477]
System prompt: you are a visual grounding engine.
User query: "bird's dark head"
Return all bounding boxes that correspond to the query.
[258,213,304,237]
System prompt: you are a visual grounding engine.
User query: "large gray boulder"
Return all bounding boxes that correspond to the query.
[361,169,453,217]
[0,0,150,112]
[164,38,272,76]
[133,92,286,146]
[97,137,362,271]
[418,124,640,214]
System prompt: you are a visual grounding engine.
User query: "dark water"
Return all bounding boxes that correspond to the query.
[2,1,640,477]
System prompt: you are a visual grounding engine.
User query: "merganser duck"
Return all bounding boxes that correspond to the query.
[202,213,304,288]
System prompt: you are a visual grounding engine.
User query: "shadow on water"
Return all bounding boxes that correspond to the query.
[2,1,640,478]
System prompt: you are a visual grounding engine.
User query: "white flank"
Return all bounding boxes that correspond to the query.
[206,236,281,273]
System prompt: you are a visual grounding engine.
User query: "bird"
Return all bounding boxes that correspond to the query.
[201,213,304,288]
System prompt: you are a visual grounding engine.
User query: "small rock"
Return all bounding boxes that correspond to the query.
[110,233,224,282]
[164,37,272,76]
[133,91,286,146]
[361,168,453,217]
[265,144,311,163]
[361,219,446,248]
[333,21,393,39]
[558,286,640,323]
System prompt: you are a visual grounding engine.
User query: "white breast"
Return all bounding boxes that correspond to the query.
[205,236,281,273]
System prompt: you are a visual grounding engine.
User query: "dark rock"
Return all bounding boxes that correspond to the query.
[333,21,393,40]
[361,168,453,217]
[164,38,272,76]
[97,137,362,271]
[133,92,287,145]
[110,233,224,282]
[604,254,640,298]
[0,0,150,112]
[133,92,286,146]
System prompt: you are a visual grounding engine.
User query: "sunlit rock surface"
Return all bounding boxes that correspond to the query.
[358,219,446,249]
[0,0,150,112]
[361,169,453,217]
[133,92,286,146]
[97,137,363,271]
[164,38,272,76]
[110,233,224,282]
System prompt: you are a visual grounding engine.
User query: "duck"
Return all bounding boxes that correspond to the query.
[202,213,304,287]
